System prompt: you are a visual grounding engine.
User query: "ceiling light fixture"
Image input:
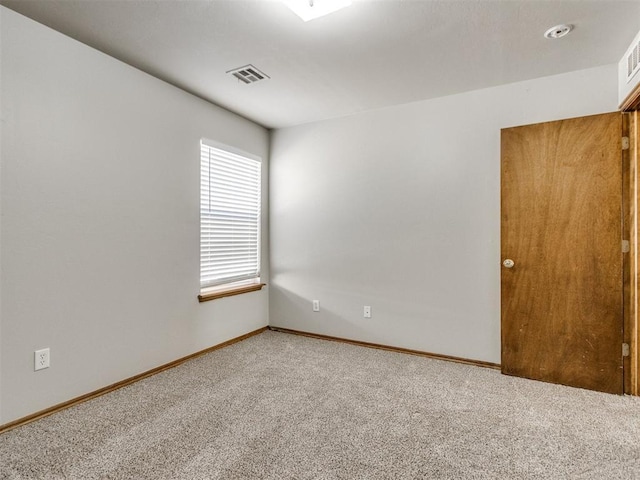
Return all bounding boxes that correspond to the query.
[544,24,574,39]
[283,0,352,22]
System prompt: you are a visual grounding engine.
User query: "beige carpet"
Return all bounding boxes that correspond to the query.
[0,329,639,479]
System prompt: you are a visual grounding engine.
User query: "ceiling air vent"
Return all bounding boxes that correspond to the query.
[227,65,270,84]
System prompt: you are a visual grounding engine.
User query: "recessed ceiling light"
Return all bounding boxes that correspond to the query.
[544,24,574,39]
[283,0,352,22]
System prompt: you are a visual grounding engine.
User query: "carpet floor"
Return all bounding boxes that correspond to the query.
[0,330,639,479]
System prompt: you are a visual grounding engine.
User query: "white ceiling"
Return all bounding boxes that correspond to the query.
[2,0,640,129]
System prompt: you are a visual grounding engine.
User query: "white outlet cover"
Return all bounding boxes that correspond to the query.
[312,300,320,312]
[35,348,50,371]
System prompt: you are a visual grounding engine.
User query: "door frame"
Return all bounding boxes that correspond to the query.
[626,111,640,395]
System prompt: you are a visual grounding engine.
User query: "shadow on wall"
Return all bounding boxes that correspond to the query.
[269,283,371,340]
[269,271,501,365]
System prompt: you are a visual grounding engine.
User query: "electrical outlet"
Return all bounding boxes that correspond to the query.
[312,300,320,312]
[34,348,50,371]
[364,306,371,318]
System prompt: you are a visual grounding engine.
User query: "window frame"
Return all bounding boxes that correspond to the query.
[198,139,264,302]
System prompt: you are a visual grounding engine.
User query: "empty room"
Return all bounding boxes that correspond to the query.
[1,0,640,478]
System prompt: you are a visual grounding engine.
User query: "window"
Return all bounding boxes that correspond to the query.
[199,140,262,301]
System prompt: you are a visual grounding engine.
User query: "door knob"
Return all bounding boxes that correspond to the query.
[503,259,515,268]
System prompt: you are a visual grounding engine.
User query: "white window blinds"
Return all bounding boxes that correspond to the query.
[200,141,261,289]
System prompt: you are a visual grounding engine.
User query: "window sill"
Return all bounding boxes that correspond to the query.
[198,283,266,303]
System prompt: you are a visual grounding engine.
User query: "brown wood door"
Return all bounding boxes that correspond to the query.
[501,112,624,394]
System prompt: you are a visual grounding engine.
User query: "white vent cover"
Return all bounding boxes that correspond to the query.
[627,40,640,83]
[619,28,640,107]
[227,65,270,84]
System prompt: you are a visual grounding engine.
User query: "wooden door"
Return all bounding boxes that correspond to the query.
[501,112,624,394]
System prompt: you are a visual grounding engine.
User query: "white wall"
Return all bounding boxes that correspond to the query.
[270,64,618,364]
[0,7,270,425]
